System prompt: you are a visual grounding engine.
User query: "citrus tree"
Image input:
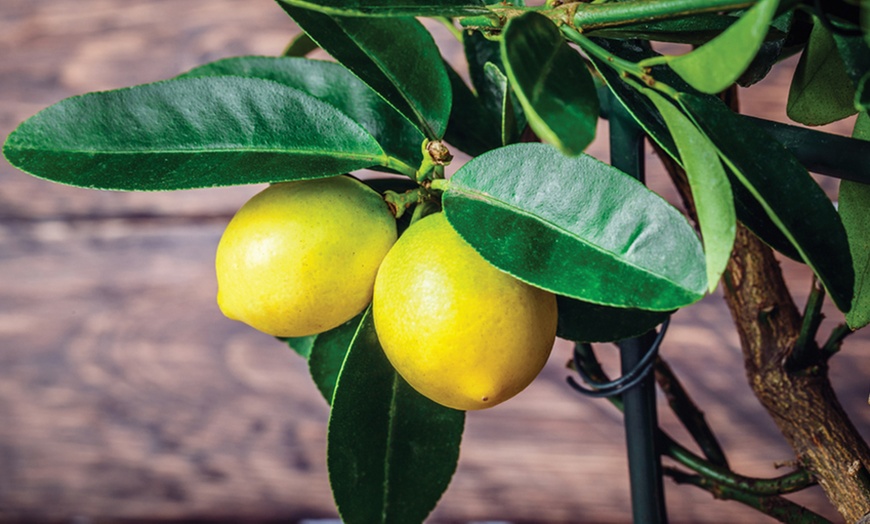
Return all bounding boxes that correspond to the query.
[5,0,870,522]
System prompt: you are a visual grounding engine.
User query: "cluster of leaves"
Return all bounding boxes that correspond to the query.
[5,0,870,521]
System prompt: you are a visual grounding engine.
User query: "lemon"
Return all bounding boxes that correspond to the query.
[216,176,397,337]
[373,213,558,411]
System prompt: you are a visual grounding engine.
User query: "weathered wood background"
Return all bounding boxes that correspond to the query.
[2,1,869,522]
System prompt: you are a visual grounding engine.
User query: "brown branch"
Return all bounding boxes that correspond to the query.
[654,120,870,521]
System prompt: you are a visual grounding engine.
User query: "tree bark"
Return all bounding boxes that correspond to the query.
[658,144,870,522]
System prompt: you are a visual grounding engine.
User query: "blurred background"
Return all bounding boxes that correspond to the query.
[2,1,869,522]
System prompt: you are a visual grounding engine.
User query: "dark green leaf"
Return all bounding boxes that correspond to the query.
[443,63,501,156]
[277,0,488,17]
[181,56,423,171]
[3,76,387,191]
[589,13,738,44]
[787,21,857,126]
[443,143,707,311]
[283,32,319,57]
[590,40,801,261]
[502,12,598,155]
[832,28,870,86]
[680,93,854,312]
[841,112,870,329]
[666,0,778,94]
[327,308,464,524]
[644,89,735,292]
[280,5,451,140]
[738,11,793,87]
[557,296,671,343]
[309,312,365,403]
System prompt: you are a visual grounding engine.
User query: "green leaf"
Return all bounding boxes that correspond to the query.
[841,112,870,329]
[589,39,801,260]
[680,93,854,312]
[283,32,319,57]
[181,56,424,171]
[557,296,671,343]
[666,0,779,94]
[787,20,857,126]
[327,308,464,524]
[309,312,365,403]
[3,76,387,191]
[443,63,502,156]
[832,29,870,87]
[501,12,598,155]
[443,143,707,311]
[280,5,451,140]
[277,0,488,17]
[643,89,735,292]
[284,336,316,359]
[737,10,794,87]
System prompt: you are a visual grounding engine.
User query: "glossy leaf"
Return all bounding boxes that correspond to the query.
[557,295,671,343]
[277,0,487,17]
[667,0,779,94]
[280,5,451,140]
[327,308,464,524]
[502,12,598,155]
[308,312,365,403]
[443,143,707,311]
[680,93,854,312]
[644,89,735,292]
[590,39,801,261]
[841,113,870,329]
[787,21,857,126]
[3,76,387,190]
[181,56,423,170]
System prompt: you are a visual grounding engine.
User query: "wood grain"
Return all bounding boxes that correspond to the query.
[1,2,869,522]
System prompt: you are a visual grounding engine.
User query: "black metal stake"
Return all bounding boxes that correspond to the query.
[609,92,669,524]
[619,334,668,524]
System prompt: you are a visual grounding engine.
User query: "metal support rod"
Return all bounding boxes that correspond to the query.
[619,334,668,524]
[608,89,668,524]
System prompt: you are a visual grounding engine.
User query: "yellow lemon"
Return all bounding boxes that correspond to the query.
[373,213,558,410]
[216,176,397,337]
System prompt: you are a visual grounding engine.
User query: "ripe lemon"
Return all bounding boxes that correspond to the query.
[216,176,397,337]
[373,213,558,410]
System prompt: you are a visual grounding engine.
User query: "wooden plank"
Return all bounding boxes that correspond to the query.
[1,1,868,523]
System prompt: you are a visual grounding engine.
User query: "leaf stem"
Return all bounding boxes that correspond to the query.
[384,156,419,179]
[571,0,757,31]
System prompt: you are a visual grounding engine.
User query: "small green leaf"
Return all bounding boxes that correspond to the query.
[309,312,366,403]
[3,76,387,191]
[277,0,488,17]
[327,308,464,524]
[557,296,671,343]
[643,89,735,292]
[680,93,854,312]
[788,20,857,126]
[502,12,598,155]
[181,56,424,171]
[284,336,316,359]
[443,143,707,311]
[666,0,779,94]
[280,5,451,140]
[841,112,870,329]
